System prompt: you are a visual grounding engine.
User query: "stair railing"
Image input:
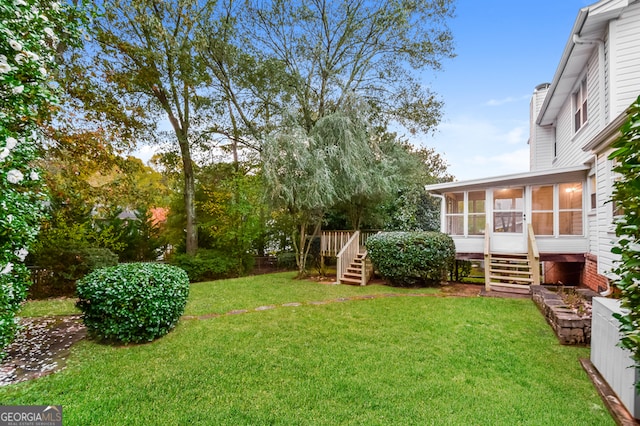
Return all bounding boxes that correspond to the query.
[336,231,360,284]
[527,224,541,285]
[484,222,491,291]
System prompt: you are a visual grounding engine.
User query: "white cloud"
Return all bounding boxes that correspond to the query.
[420,115,530,181]
[485,95,530,106]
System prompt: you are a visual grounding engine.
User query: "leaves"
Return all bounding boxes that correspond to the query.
[609,94,640,366]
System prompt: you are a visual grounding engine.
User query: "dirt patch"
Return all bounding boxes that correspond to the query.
[0,315,86,386]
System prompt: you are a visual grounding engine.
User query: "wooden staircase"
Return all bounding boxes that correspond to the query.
[486,253,535,294]
[483,224,541,294]
[339,251,372,285]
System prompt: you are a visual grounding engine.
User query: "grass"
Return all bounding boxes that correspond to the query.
[19,297,80,317]
[3,273,613,425]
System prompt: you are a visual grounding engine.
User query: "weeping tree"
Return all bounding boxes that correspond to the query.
[263,104,394,276]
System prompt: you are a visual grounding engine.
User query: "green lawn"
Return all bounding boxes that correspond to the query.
[3,273,613,425]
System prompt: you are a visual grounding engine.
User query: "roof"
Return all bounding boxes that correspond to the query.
[537,0,637,126]
[424,165,591,194]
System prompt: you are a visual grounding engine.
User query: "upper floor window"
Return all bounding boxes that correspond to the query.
[573,78,588,132]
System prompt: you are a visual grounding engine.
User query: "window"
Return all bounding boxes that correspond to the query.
[531,185,554,235]
[493,188,523,233]
[468,191,486,235]
[573,78,588,132]
[445,192,464,235]
[559,183,583,235]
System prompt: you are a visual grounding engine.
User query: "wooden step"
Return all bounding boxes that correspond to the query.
[340,276,362,284]
[488,283,531,294]
[489,268,532,276]
[489,276,533,283]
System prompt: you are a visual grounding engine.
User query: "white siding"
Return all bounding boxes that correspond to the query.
[594,151,620,276]
[591,298,640,418]
[610,2,640,116]
[553,49,602,169]
[530,87,556,171]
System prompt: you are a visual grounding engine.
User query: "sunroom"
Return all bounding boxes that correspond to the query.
[425,165,590,291]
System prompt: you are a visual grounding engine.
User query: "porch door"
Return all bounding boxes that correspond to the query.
[491,187,527,253]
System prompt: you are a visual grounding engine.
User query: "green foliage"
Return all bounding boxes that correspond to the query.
[0,0,88,357]
[276,252,297,270]
[30,243,118,298]
[450,260,473,282]
[168,249,252,283]
[76,263,189,343]
[366,232,455,287]
[609,94,640,368]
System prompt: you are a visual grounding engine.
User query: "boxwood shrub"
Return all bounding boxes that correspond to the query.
[366,231,456,287]
[76,263,190,343]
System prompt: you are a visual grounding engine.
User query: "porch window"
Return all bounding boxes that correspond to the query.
[573,78,588,132]
[468,191,485,235]
[493,188,523,233]
[445,192,464,235]
[531,185,553,235]
[559,183,583,235]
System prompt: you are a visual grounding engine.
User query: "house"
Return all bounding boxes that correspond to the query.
[425,0,640,293]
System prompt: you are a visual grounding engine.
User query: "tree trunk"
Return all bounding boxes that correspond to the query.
[176,130,198,255]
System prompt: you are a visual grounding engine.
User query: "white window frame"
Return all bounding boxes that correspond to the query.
[573,78,588,133]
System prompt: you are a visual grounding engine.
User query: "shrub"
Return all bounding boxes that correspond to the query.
[168,249,249,282]
[76,263,189,343]
[610,94,640,371]
[277,252,298,270]
[29,245,118,298]
[366,231,455,287]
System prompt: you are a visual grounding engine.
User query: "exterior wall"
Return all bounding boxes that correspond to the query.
[543,261,583,285]
[583,253,611,292]
[609,2,640,117]
[593,149,620,277]
[552,48,603,169]
[529,85,555,171]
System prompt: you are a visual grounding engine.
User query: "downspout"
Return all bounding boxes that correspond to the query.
[574,34,611,296]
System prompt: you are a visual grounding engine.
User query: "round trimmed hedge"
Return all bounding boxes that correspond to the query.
[366,231,455,287]
[76,263,190,343]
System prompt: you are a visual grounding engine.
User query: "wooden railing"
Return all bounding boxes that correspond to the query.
[321,231,356,257]
[321,230,380,257]
[484,223,491,291]
[527,223,541,285]
[336,231,360,284]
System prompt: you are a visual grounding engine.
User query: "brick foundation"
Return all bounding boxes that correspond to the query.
[543,261,583,285]
[582,253,611,292]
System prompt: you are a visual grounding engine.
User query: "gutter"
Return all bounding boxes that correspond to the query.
[536,8,590,126]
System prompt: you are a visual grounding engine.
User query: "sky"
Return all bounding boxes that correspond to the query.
[134,0,595,181]
[417,0,595,181]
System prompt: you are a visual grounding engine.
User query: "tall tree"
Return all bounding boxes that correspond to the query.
[262,103,395,276]
[244,0,455,133]
[72,0,220,254]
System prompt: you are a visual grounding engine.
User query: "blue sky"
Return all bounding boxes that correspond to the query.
[419,0,594,181]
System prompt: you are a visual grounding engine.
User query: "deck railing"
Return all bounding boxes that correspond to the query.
[321,230,380,257]
[321,231,356,257]
[484,223,491,291]
[336,231,360,284]
[527,223,541,285]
